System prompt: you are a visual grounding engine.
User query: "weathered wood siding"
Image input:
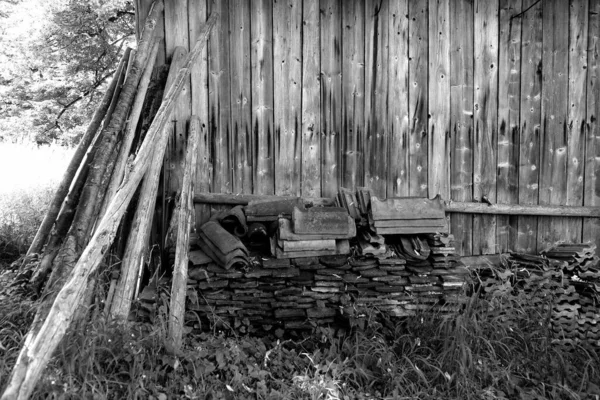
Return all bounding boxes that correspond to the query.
[137,0,600,254]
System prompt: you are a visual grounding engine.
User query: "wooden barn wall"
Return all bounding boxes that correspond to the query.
[135,0,600,255]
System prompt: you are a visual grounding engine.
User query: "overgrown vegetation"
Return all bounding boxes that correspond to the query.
[1,289,600,399]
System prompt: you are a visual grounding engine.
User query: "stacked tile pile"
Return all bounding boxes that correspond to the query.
[180,232,469,334]
[476,244,600,348]
[542,244,600,347]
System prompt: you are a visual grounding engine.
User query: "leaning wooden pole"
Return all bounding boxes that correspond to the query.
[0,13,217,399]
[109,45,188,320]
[24,48,131,259]
[100,39,161,217]
[168,117,201,351]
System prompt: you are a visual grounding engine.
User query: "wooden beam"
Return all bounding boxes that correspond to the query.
[444,202,600,218]
[193,192,600,218]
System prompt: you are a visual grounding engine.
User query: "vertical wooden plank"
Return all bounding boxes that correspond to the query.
[273,0,302,196]
[320,0,342,197]
[301,0,321,197]
[364,0,389,198]
[387,0,409,197]
[473,0,499,254]
[584,0,600,246]
[517,0,543,253]
[408,0,428,197]
[208,0,231,193]
[229,0,253,194]
[538,0,569,251]
[251,0,275,195]
[341,0,365,190]
[565,0,588,242]
[189,0,211,227]
[497,0,522,253]
[164,0,191,194]
[428,0,450,199]
[450,0,474,256]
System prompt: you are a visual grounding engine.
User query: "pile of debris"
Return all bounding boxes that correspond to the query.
[476,243,600,348]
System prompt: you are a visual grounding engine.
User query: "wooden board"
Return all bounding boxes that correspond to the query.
[208,0,232,193]
[427,0,450,200]
[229,0,253,194]
[301,0,321,197]
[496,0,522,252]
[537,0,569,251]
[565,0,589,243]
[278,217,356,241]
[408,0,428,197]
[584,0,600,248]
[387,0,409,197]
[273,0,302,196]
[364,0,389,198]
[189,0,211,227]
[164,0,191,193]
[320,0,342,198]
[449,0,473,255]
[341,0,365,190]
[517,0,543,253]
[370,196,445,220]
[473,0,499,254]
[251,0,275,195]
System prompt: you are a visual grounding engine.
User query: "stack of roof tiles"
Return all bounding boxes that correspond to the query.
[178,231,468,334]
[476,244,600,348]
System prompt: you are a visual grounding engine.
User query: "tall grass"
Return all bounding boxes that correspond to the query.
[0,142,73,259]
[2,290,599,399]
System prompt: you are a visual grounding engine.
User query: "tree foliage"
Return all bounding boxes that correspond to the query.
[0,0,134,145]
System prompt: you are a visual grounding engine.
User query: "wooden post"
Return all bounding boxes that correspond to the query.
[0,12,216,400]
[168,117,201,351]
